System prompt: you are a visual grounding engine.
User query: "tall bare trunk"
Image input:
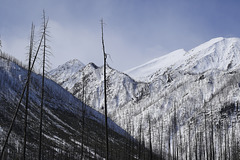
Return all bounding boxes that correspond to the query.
[39,10,48,160]
[23,23,34,160]
[148,114,153,160]
[101,19,109,160]
[81,73,86,159]
[204,106,209,160]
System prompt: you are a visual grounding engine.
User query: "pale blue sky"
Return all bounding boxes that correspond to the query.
[1,0,240,71]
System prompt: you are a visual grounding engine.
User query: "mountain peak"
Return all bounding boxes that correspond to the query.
[48,59,85,84]
[64,59,85,67]
[50,59,85,73]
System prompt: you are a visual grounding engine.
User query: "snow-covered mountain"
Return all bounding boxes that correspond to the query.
[0,55,148,159]
[49,37,240,159]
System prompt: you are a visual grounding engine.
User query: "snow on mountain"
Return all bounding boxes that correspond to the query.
[0,56,143,159]
[126,37,240,82]
[49,37,240,159]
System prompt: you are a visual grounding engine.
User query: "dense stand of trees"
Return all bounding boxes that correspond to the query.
[135,101,239,160]
[118,94,240,160]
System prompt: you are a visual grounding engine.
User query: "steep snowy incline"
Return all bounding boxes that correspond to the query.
[0,56,144,159]
[125,37,240,82]
[0,56,129,135]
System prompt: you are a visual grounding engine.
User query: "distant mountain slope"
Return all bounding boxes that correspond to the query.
[0,56,149,160]
[125,37,240,82]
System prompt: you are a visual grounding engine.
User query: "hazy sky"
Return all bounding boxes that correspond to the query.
[1,0,240,71]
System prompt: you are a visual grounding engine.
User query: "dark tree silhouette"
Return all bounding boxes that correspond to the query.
[148,113,153,160]
[81,72,86,159]
[101,18,109,160]
[39,10,49,160]
[23,23,35,160]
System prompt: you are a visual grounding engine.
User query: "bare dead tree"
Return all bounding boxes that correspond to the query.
[168,114,171,160]
[138,118,142,160]
[228,121,230,160]
[204,105,209,160]
[179,122,183,160]
[173,103,177,160]
[161,118,163,159]
[39,10,49,160]
[199,132,203,160]
[148,113,153,160]
[188,122,191,160]
[23,23,35,160]
[194,118,198,160]
[210,105,215,160]
[81,72,86,160]
[101,19,109,160]
[185,134,187,160]
[224,121,227,160]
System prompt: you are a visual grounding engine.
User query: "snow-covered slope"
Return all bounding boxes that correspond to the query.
[49,37,240,159]
[126,37,240,82]
[0,56,144,159]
